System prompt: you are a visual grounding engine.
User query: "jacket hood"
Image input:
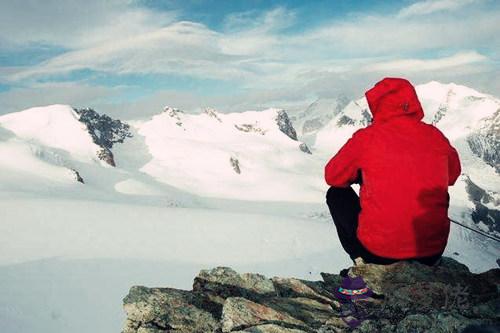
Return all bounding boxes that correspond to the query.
[365,77,424,124]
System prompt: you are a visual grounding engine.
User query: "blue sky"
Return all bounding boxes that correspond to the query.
[0,0,498,117]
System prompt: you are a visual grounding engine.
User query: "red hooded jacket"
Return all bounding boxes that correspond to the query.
[324,78,461,259]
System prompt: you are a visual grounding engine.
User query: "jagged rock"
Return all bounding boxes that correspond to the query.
[464,175,500,234]
[271,277,337,306]
[205,108,223,122]
[336,115,355,126]
[275,110,298,141]
[193,267,276,302]
[74,107,132,166]
[221,297,306,332]
[122,286,220,333]
[230,157,241,174]
[466,108,499,173]
[97,148,116,167]
[394,312,487,333]
[234,323,308,332]
[163,106,184,127]
[122,258,500,333]
[70,168,84,183]
[235,124,267,135]
[299,143,312,154]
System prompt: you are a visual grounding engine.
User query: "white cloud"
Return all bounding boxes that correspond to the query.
[0,0,176,49]
[8,21,256,82]
[362,51,488,72]
[223,6,296,33]
[1,2,498,112]
[398,0,480,18]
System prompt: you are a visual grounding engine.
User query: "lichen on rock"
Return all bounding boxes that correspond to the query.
[122,258,499,333]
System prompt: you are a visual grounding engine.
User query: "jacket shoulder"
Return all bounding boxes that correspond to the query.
[419,122,451,143]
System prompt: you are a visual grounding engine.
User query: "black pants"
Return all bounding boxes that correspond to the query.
[326,186,443,265]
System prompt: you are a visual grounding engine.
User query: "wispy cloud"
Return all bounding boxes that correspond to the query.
[362,51,488,72]
[398,0,480,18]
[0,0,498,115]
[0,0,177,49]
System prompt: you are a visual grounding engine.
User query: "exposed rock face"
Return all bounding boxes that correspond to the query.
[121,258,499,333]
[205,108,223,122]
[230,157,241,174]
[70,168,84,183]
[275,110,298,141]
[235,124,267,135]
[464,176,500,234]
[164,106,184,127]
[467,108,500,174]
[74,108,132,166]
[335,109,371,128]
[299,143,312,155]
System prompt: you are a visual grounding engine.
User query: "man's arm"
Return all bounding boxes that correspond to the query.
[324,131,363,188]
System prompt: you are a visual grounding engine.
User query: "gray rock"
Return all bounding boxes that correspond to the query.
[74,107,132,167]
[299,143,312,154]
[122,258,500,333]
[234,323,308,332]
[193,266,277,302]
[122,286,219,333]
[271,277,338,307]
[275,110,297,141]
[221,297,306,332]
[466,108,500,173]
[230,157,241,174]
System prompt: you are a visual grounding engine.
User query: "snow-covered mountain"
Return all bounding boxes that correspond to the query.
[135,106,318,201]
[0,82,497,231]
[0,81,498,333]
[0,81,497,228]
[288,96,350,147]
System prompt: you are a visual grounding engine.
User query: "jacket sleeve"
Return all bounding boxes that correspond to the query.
[324,131,363,187]
[448,145,461,186]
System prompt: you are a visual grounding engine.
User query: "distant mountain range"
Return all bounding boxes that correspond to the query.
[0,81,498,237]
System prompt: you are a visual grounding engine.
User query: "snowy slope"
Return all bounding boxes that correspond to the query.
[0,105,103,192]
[0,105,103,164]
[136,106,323,201]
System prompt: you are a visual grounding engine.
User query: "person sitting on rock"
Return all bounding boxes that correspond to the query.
[324,77,461,267]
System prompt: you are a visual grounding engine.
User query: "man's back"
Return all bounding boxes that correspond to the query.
[325,78,461,259]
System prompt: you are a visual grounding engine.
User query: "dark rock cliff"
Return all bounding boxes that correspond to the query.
[74,107,132,166]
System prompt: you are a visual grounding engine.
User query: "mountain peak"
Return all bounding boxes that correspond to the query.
[417,81,488,100]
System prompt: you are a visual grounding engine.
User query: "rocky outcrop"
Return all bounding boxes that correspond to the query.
[234,124,267,135]
[205,108,223,122]
[467,108,500,174]
[121,258,499,332]
[299,143,312,155]
[70,168,84,183]
[74,107,132,166]
[464,176,500,234]
[163,106,184,127]
[230,157,241,174]
[275,110,298,141]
